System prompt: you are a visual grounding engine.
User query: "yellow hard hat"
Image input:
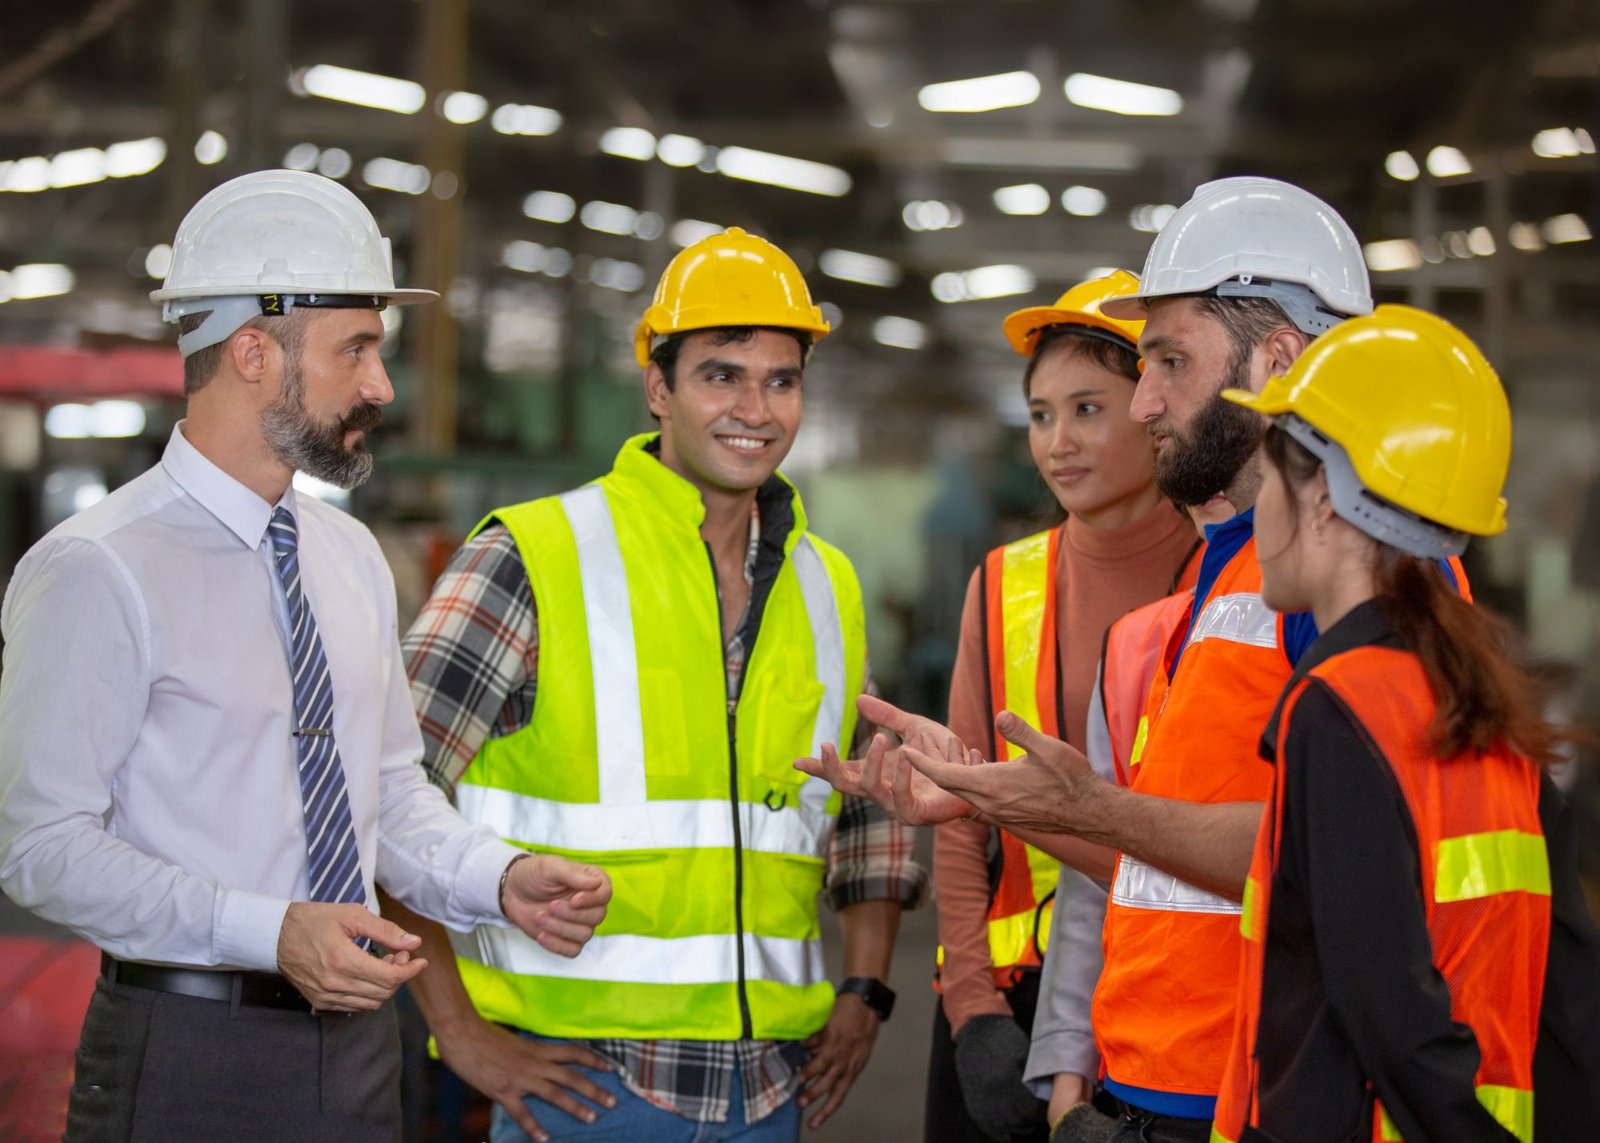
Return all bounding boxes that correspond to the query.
[1001,270,1145,357]
[633,227,831,367]
[1222,304,1509,539]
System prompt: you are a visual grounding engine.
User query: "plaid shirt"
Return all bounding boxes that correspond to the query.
[403,502,926,1124]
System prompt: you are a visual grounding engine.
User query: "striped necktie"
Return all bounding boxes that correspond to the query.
[268,506,366,907]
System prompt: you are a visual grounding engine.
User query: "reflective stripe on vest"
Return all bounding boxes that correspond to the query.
[1112,856,1242,917]
[1189,591,1278,650]
[450,435,866,1042]
[1212,640,1543,1143]
[969,530,1063,978]
[1378,1085,1533,1143]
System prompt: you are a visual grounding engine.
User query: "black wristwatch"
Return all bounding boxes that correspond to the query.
[837,976,896,1022]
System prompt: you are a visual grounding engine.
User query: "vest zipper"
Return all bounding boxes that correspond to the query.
[707,539,756,1041]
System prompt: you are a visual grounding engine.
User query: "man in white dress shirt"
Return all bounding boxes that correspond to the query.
[0,169,611,1142]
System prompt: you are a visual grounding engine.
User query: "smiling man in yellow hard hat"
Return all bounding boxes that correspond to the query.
[389,227,926,1142]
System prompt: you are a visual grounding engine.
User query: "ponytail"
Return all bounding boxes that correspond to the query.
[1371,551,1560,765]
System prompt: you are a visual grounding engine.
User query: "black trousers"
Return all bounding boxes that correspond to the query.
[924,969,1049,1143]
[65,975,401,1143]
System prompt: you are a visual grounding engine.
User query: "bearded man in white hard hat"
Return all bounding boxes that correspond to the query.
[0,169,611,1143]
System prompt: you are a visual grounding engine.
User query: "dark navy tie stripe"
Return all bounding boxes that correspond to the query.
[269,507,367,911]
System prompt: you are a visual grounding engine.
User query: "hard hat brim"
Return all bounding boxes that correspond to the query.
[1219,386,1290,416]
[149,284,439,306]
[1000,307,1138,358]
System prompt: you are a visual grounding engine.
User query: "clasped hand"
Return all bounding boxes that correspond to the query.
[276,855,611,1013]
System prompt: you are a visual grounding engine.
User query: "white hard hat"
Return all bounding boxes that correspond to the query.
[1103,177,1373,336]
[151,169,437,356]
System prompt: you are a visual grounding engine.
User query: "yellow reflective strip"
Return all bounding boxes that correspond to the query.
[999,533,1052,760]
[1477,1085,1533,1143]
[1377,1087,1531,1143]
[1130,714,1150,768]
[1209,1129,1235,1143]
[986,911,1034,967]
[1434,830,1550,903]
[1240,875,1261,941]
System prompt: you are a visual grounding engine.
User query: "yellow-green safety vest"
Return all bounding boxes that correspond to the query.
[451,433,867,1042]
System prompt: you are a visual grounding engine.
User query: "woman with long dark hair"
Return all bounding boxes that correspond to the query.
[1210,306,1555,1142]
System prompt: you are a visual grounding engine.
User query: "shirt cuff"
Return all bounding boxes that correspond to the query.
[1025,1029,1100,1097]
[214,888,292,971]
[449,837,529,927]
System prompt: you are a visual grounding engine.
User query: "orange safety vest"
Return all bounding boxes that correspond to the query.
[1094,589,1196,788]
[1213,645,1548,1143]
[1095,538,1288,1096]
[961,527,1067,983]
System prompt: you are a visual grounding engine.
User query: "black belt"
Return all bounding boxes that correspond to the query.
[101,954,313,1013]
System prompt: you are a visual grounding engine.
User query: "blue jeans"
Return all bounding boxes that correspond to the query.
[488,1036,801,1143]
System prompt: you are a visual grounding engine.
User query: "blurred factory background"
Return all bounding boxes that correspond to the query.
[1,1,1598,1138]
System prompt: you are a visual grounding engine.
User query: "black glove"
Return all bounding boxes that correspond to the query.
[1049,1102,1119,1143]
[953,1014,1046,1141]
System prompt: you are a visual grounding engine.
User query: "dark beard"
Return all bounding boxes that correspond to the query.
[261,361,383,489]
[1151,354,1264,507]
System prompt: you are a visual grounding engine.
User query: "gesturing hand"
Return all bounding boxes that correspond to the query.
[793,694,981,826]
[276,902,427,1011]
[502,855,613,957]
[901,711,1108,835]
[798,992,880,1129]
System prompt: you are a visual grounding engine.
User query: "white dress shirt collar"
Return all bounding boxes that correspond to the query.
[161,421,298,550]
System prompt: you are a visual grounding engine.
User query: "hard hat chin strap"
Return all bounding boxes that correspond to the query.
[164,293,387,357]
[1214,277,1351,338]
[1276,414,1468,560]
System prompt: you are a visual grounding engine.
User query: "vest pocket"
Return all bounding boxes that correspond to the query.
[740,668,826,797]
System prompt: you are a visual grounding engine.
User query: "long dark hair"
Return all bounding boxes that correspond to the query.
[1264,426,1560,765]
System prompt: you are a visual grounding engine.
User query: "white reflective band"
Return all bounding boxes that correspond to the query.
[1189,592,1277,650]
[1111,856,1243,915]
[791,537,846,820]
[561,486,647,804]
[456,785,831,859]
[457,926,824,987]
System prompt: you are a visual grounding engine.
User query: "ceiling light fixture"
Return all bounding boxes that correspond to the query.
[1425,145,1472,178]
[1362,239,1422,273]
[993,183,1050,215]
[818,249,902,287]
[918,70,1041,114]
[599,127,656,160]
[523,191,577,223]
[1061,185,1107,216]
[715,146,851,197]
[1384,150,1420,181]
[298,64,425,114]
[873,316,928,350]
[491,103,563,136]
[1064,73,1182,116]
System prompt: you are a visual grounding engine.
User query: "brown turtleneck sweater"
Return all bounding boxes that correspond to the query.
[935,504,1201,1035]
